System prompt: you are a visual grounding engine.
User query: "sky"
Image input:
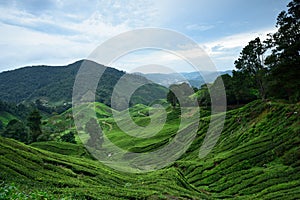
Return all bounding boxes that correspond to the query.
[0,0,290,73]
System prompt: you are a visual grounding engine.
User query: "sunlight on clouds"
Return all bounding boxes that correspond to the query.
[110,27,278,72]
[110,48,213,73]
[203,28,276,51]
[200,28,277,69]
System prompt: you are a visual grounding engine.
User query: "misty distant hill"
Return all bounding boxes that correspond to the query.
[138,70,232,87]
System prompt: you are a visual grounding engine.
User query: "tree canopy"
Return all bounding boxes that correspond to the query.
[27,110,42,143]
[1,119,29,143]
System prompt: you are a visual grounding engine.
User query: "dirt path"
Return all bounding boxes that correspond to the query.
[102,121,112,132]
[137,111,147,117]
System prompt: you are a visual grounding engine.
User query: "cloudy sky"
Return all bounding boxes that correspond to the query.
[0,0,290,73]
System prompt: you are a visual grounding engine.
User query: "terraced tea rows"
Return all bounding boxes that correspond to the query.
[1,100,299,199]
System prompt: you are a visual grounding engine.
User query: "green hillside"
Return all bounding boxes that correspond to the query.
[42,102,113,141]
[1,100,299,199]
[0,137,206,199]
[178,100,300,199]
[30,141,94,159]
[0,60,167,108]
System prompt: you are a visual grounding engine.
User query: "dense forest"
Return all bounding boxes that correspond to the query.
[0,60,167,110]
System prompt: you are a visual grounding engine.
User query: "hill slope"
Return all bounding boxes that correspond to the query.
[0,60,167,107]
[0,137,206,199]
[178,100,300,199]
[1,100,299,199]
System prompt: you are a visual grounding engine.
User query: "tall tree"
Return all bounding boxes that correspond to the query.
[265,0,300,102]
[196,84,211,107]
[234,37,267,100]
[231,70,257,104]
[167,89,178,108]
[27,110,42,143]
[85,118,103,150]
[0,120,3,131]
[167,83,195,108]
[1,119,29,143]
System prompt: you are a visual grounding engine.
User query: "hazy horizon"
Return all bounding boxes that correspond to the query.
[0,59,233,74]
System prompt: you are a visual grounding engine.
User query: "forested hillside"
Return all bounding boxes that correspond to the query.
[0,60,167,108]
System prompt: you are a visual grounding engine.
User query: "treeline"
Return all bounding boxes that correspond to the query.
[196,0,299,105]
[0,101,75,144]
[0,110,42,144]
[0,100,33,120]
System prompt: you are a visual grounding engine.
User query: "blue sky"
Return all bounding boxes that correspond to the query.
[0,0,290,73]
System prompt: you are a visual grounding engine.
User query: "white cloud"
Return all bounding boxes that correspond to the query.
[0,23,95,71]
[70,11,129,42]
[186,24,214,31]
[0,0,159,71]
[111,49,192,73]
[200,28,277,70]
[111,28,278,72]
[202,27,276,54]
[111,47,214,73]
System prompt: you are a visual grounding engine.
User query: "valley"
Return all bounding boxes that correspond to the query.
[1,100,299,199]
[0,1,299,199]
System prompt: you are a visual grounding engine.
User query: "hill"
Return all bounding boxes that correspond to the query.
[0,137,206,199]
[139,70,232,87]
[1,100,299,199]
[0,101,29,131]
[0,60,168,108]
[179,100,300,199]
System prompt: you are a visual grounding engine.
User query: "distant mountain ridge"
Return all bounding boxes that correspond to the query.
[138,70,232,87]
[0,60,167,108]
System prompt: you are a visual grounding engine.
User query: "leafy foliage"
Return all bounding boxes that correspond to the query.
[167,83,195,108]
[60,132,76,144]
[1,119,29,143]
[264,0,300,102]
[0,100,33,120]
[27,110,42,143]
[194,0,299,105]
[194,73,257,107]
[167,90,178,108]
[231,0,300,103]
[234,37,267,100]
[0,182,71,200]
